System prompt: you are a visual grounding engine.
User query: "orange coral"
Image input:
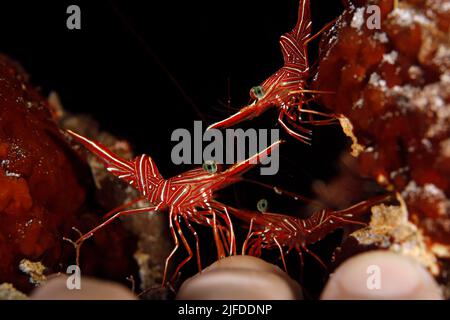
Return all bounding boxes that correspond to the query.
[0,54,137,292]
[314,0,450,248]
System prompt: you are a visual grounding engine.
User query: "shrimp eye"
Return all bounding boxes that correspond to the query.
[257,199,268,213]
[202,160,218,174]
[250,86,265,100]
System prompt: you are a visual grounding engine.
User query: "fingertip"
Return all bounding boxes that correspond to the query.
[321,251,443,300]
[176,255,302,300]
[30,275,137,300]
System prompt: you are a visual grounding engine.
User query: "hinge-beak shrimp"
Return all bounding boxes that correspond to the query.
[66,129,282,285]
[207,0,336,144]
[230,194,392,272]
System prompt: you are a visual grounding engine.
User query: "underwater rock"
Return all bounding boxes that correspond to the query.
[0,54,136,293]
[334,203,439,274]
[315,0,450,295]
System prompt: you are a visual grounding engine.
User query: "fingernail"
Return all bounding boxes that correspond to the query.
[321,251,443,300]
[176,255,302,300]
[30,275,137,300]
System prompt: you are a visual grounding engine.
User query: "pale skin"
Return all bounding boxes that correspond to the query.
[31,251,443,300]
[177,251,444,300]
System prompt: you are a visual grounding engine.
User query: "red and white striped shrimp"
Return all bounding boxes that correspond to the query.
[230,194,391,272]
[208,0,336,143]
[66,129,282,284]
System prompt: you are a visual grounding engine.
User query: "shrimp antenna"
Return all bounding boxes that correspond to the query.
[243,178,324,209]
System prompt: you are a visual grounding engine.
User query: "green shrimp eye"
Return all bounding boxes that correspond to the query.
[250,86,265,100]
[257,199,269,213]
[202,160,218,174]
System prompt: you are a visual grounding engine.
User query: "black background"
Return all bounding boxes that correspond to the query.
[4,300,443,319]
[0,0,351,296]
